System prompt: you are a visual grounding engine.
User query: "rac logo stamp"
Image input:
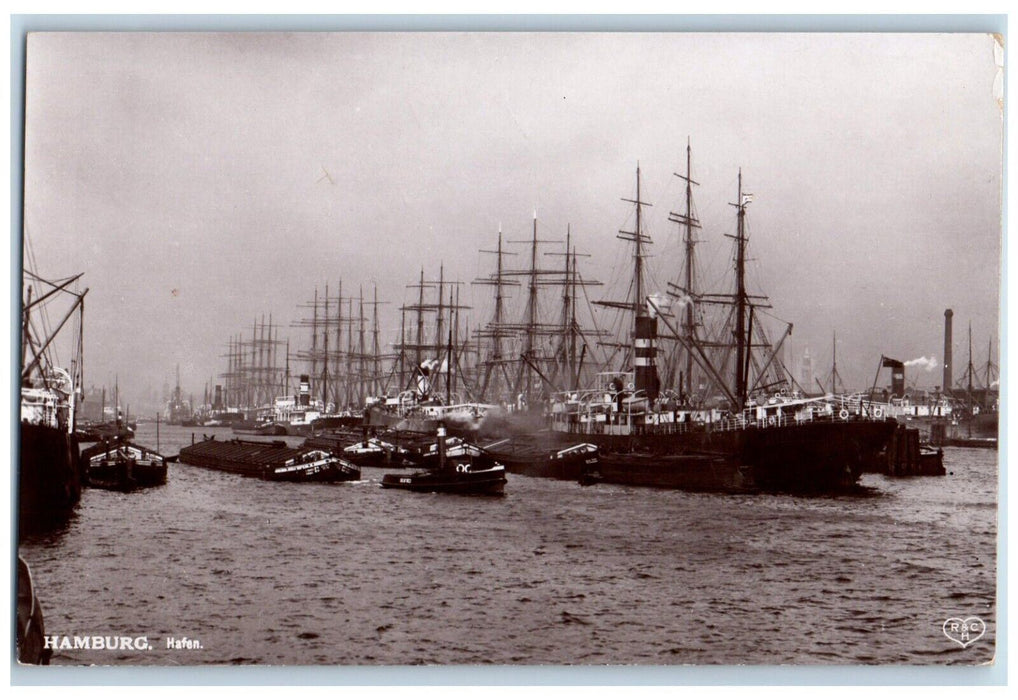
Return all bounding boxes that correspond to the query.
[942,617,986,648]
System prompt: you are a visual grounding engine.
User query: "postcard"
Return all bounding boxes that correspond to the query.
[15,27,1002,675]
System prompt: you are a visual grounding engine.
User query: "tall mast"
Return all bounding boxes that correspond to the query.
[668,139,702,400]
[832,331,840,395]
[493,228,506,369]
[284,339,290,397]
[358,287,366,405]
[733,170,748,407]
[596,165,654,378]
[966,322,974,396]
[345,298,354,407]
[310,289,318,398]
[569,243,579,386]
[340,280,348,406]
[399,308,407,392]
[415,267,425,368]
[268,314,275,402]
[618,164,653,369]
[436,264,445,372]
[475,226,519,402]
[983,336,996,390]
[448,287,457,400]
[562,227,573,384]
[372,285,381,398]
[546,226,592,389]
[321,284,330,407]
[259,315,266,405]
[634,166,644,325]
[511,211,544,399]
[682,142,696,397]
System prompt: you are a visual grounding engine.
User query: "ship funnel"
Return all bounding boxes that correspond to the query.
[634,310,660,401]
[943,309,953,394]
[298,374,311,406]
[892,365,905,398]
[437,423,447,470]
[213,384,223,410]
[883,357,906,399]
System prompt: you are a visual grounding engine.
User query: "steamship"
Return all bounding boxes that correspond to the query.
[545,162,895,493]
[20,266,87,530]
[870,313,998,449]
[261,374,361,436]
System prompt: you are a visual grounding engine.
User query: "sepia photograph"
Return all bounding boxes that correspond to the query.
[13,22,1003,677]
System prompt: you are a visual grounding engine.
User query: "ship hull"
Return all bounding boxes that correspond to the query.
[179,438,360,482]
[19,422,81,531]
[381,468,506,495]
[487,441,600,482]
[552,418,896,494]
[85,458,167,491]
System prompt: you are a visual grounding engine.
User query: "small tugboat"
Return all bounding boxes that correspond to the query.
[16,556,51,665]
[179,436,360,482]
[381,424,507,495]
[80,439,168,491]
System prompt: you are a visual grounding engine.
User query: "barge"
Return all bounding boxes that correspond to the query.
[179,437,360,482]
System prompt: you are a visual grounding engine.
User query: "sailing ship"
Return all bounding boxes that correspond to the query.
[20,264,87,530]
[545,155,895,493]
[366,266,498,436]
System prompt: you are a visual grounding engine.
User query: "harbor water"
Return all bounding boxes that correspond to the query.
[19,424,997,666]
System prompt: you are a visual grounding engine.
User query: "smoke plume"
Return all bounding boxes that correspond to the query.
[903,356,938,372]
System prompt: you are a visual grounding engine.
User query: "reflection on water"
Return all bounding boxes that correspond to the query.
[19,425,997,666]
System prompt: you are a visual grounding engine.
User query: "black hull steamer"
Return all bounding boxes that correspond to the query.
[382,425,507,495]
[80,439,168,492]
[179,436,360,482]
[20,265,88,532]
[19,422,82,529]
[544,160,895,494]
[556,414,897,493]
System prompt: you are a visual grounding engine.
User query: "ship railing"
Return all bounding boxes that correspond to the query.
[554,396,889,436]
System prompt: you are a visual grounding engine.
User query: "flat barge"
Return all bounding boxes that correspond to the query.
[179,437,360,482]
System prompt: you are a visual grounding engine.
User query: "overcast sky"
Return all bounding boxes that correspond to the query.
[22,32,1002,409]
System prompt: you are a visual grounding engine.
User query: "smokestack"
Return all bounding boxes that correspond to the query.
[634,310,660,401]
[943,309,953,394]
[891,364,906,398]
[299,374,311,406]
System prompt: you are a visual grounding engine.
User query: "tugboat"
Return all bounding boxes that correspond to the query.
[381,424,507,495]
[80,438,168,491]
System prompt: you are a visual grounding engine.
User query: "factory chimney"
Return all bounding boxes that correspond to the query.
[943,309,953,395]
